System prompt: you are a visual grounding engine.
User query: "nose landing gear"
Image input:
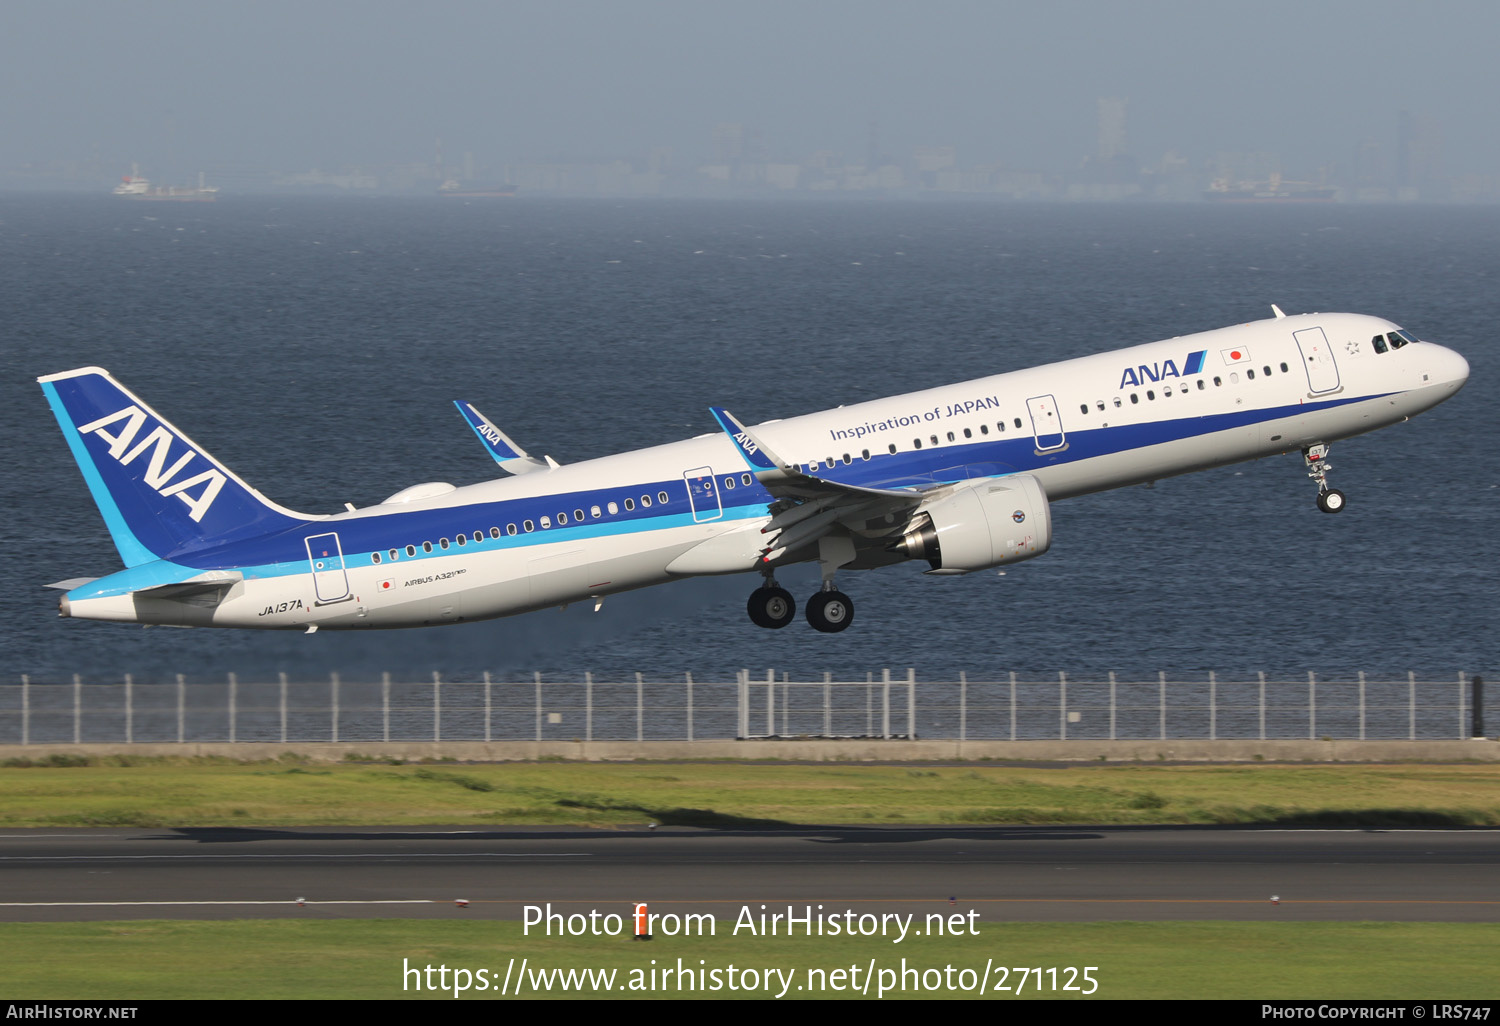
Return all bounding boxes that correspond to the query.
[1304,444,1346,514]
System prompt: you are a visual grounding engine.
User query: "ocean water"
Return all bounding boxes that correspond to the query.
[0,196,1494,685]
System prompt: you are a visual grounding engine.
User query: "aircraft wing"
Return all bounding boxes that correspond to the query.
[709,407,929,561]
[453,401,557,475]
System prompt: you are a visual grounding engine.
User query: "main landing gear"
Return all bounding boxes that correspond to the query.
[747,580,857,633]
[1303,444,1346,514]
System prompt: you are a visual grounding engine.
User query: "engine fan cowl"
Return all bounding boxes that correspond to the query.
[890,474,1052,574]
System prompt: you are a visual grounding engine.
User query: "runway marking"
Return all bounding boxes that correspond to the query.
[0,900,436,907]
[0,853,592,861]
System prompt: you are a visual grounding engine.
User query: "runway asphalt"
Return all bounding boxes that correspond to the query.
[1,825,1496,924]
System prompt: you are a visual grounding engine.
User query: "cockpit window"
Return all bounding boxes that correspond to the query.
[1388,332,1410,350]
[1394,329,1418,346]
[1371,334,1389,354]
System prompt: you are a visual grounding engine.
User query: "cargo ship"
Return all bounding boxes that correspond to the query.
[113,167,219,202]
[1203,175,1334,203]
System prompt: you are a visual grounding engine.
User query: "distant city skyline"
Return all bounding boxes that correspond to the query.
[4,0,1498,192]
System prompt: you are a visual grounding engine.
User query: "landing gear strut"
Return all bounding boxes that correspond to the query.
[1303,444,1346,514]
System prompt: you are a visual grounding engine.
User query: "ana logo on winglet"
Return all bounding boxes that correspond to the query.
[75,405,227,522]
[733,431,760,456]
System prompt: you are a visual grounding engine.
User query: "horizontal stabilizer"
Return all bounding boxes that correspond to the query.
[46,578,98,591]
[453,401,555,474]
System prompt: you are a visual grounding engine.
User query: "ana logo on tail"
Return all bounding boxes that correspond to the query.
[76,405,227,522]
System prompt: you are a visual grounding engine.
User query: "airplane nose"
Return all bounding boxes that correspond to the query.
[1438,346,1470,389]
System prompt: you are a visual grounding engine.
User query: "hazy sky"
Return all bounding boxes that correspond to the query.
[4,0,1498,177]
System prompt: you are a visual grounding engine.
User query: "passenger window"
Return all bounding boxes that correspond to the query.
[979,424,989,435]
[389,549,398,561]
[1213,376,1222,386]
[1013,418,1022,429]
[963,428,972,438]
[624,498,635,511]
[455,535,466,547]
[1130,394,1139,404]
[575,509,586,522]
[490,527,501,539]
[725,476,735,489]
[640,495,651,508]
[1147,390,1155,400]
[825,458,835,469]
[540,516,552,529]
[524,520,534,532]
[557,512,567,525]
[913,438,922,449]
[742,473,752,485]
[1197,380,1205,390]
[930,435,939,446]
[1080,404,1088,414]
[422,542,433,553]
[861,449,870,459]
[1246,369,1255,380]
[591,506,601,518]
[841,454,851,465]
[507,524,517,536]
[1230,372,1240,383]
[1162,386,1171,397]
[1113,397,1122,407]
[608,501,619,514]
[1263,366,1272,376]
[371,552,381,564]
[1280,362,1289,372]
[439,538,450,549]
[945,432,954,442]
[1372,335,1389,354]
[657,491,668,503]
[889,443,898,452]
[406,545,416,557]
[1096,401,1105,411]
[997,422,1005,432]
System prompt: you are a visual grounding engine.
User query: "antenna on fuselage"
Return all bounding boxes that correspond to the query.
[1271,304,1287,319]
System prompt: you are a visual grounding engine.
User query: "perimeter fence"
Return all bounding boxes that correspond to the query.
[0,670,1487,745]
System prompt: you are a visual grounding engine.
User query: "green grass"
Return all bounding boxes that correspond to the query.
[5,920,1496,999]
[0,758,1497,828]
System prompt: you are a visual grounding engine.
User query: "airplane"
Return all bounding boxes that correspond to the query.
[38,308,1468,635]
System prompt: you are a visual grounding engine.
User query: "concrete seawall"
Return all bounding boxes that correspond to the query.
[1,739,1495,763]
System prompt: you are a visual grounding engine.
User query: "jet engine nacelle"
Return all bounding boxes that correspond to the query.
[890,474,1052,575]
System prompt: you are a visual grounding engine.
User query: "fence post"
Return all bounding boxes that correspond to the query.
[1059,671,1067,741]
[20,675,27,746]
[535,672,542,743]
[125,673,133,744]
[432,672,440,743]
[484,672,492,744]
[866,673,873,736]
[281,672,290,743]
[907,668,916,740]
[737,670,746,739]
[881,668,891,740]
[381,672,389,744]
[1308,671,1316,740]
[634,672,643,743]
[1409,671,1416,740]
[1473,676,1485,740]
[824,673,832,738]
[767,668,775,738]
[176,674,185,744]
[585,672,593,743]
[1209,671,1216,741]
[1009,671,1017,742]
[1258,672,1266,741]
[1359,671,1366,740]
[1108,671,1116,741]
[73,674,81,745]
[960,671,967,743]
[1458,671,1467,741]
[686,672,694,743]
[332,672,340,744]
[1158,671,1166,741]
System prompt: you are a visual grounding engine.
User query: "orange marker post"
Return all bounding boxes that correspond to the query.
[633,902,652,941]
